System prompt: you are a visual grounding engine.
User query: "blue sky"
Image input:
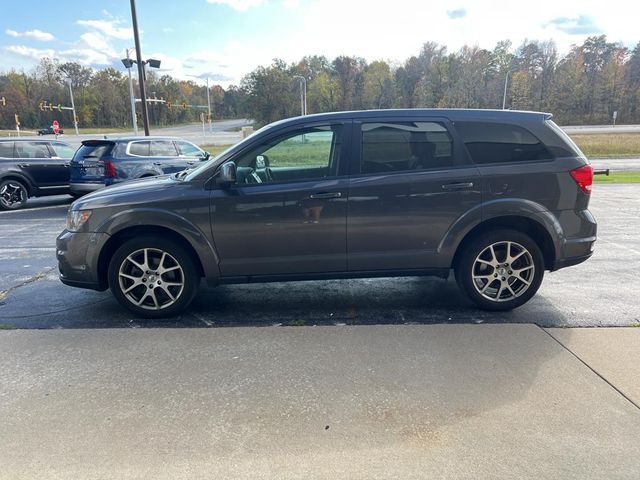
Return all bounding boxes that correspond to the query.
[1,0,637,86]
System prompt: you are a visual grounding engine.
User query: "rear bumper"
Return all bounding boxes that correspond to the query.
[70,182,105,194]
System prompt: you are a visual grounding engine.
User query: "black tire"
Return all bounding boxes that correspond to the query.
[455,229,545,311]
[108,237,200,318]
[0,179,28,210]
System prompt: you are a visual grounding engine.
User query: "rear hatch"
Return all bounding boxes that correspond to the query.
[70,140,115,183]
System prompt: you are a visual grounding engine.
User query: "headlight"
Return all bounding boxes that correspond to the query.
[66,210,92,231]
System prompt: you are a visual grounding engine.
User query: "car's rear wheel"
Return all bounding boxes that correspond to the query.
[108,237,200,318]
[0,179,28,210]
[455,229,544,311]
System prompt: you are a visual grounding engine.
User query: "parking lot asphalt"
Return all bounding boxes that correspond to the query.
[0,184,638,329]
[1,325,639,479]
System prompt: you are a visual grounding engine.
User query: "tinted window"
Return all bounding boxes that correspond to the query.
[176,141,204,157]
[15,142,51,159]
[361,122,453,174]
[234,125,342,184]
[129,141,150,156]
[0,142,14,158]
[50,142,76,159]
[150,140,178,156]
[74,142,114,160]
[456,122,552,164]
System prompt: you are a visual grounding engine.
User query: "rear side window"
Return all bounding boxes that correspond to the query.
[150,140,178,156]
[15,142,52,158]
[0,142,14,158]
[361,121,454,174]
[455,122,552,164]
[128,141,150,156]
[74,142,114,160]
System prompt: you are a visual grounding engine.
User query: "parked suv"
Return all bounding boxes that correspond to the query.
[69,136,209,196]
[0,139,76,210]
[57,109,596,317]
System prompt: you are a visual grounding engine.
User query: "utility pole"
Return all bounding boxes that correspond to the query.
[130,0,150,136]
[293,75,307,116]
[67,79,79,135]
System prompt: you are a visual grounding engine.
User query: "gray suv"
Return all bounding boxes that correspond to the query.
[56,109,596,317]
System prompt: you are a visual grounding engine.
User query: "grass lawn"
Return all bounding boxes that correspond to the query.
[570,133,640,158]
[594,171,640,183]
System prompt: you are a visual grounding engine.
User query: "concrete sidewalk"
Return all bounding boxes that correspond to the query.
[1,324,639,479]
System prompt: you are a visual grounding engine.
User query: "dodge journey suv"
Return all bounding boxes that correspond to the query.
[57,109,596,317]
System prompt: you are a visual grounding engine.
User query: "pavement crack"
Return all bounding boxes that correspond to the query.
[539,326,640,411]
[0,267,56,302]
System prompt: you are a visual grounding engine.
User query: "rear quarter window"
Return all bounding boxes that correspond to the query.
[0,142,14,158]
[455,121,552,164]
[128,141,150,156]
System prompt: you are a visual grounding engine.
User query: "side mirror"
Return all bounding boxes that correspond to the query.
[201,151,210,161]
[217,162,236,186]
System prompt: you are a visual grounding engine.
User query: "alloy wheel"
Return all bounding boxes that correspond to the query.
[0,182,26,209]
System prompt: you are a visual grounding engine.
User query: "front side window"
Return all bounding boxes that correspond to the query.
[233,125,342,184]
[455,122,552,164]
[176,141,205,157]
[50,142,76,159]
[361,121,454,174]
[128,141,150,157]
[15,142,52,159]
[150,140,178,157]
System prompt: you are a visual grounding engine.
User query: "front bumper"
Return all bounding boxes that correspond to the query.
[56,230,110,291]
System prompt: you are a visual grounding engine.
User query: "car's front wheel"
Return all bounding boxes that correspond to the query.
[455,229,545,311]
[0,179,28,210]
[108,237,200,318]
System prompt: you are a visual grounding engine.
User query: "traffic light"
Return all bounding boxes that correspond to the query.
[75,115,79,124]
[14,114,20,126]
[0,96,5,107]
[48,103,54,112]
[182,102,187,110]
[57,104,62,112]
[167,101,172,109]
[39,102,44,111]
[207,113,212,122]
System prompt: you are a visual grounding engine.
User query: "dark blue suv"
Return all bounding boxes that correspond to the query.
[69,136,209,196]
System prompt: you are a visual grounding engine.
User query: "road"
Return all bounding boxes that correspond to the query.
[562,124,640,134]
[0,184,638,328]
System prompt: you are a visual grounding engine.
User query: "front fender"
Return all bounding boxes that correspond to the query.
[95,208,220,282]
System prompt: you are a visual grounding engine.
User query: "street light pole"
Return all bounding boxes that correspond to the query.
[502,70,511,110]
[125,49,138,135]
[130,0,150,136]
[67,79,79,135]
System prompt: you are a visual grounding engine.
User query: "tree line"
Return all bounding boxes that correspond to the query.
[1,35,639,130]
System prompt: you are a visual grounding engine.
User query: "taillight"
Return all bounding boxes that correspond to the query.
[570,164,593,194]
[103,160,116,178]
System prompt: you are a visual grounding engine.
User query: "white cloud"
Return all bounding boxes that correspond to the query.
[76,19,133,40]
[4,45,56,60]
[6,29,55,42]
[206,0,267,12]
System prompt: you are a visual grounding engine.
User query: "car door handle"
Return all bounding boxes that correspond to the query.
[308,192,342,199]
[18,163,31,168]
[153,162,162,166]
[442,182,474,191]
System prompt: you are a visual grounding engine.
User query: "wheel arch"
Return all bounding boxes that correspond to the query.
[96,224,214,289]
[451,215,557,271]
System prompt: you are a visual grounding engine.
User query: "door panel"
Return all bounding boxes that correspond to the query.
[347,119,481,271]
[15,141,69,188]
[210,122,350,277]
